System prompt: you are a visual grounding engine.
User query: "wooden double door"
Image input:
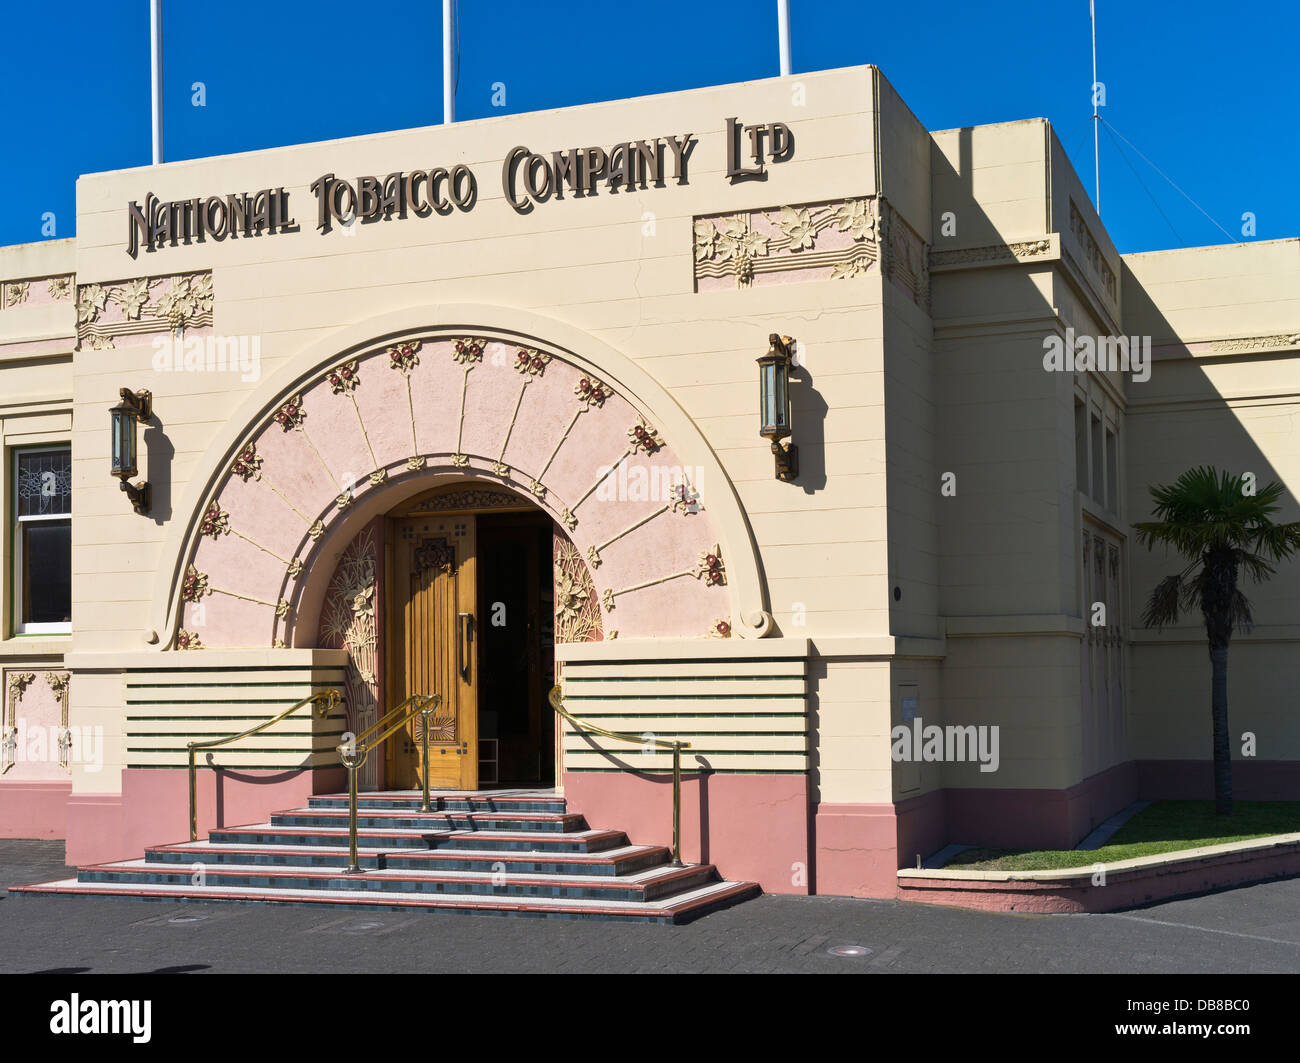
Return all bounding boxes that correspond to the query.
[386,504,555,791]
[387,514,478,790]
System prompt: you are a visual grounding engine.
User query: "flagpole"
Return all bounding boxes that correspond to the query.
[1090,0,1099,215]
[443,0,456,124]
[151,0,164,164]
[777,0,792,76]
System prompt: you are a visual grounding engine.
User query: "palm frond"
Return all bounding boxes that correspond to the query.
[1141,573,1184,630]
[1229,588,1254,635]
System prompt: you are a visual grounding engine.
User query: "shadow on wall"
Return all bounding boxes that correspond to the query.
[792,362,828,495]
[143,415,174,525]
[902,122,1300,860]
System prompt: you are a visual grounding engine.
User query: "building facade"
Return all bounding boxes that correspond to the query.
[0,65,1296,897]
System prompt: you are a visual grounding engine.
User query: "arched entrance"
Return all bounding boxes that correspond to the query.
[156,314,774,791]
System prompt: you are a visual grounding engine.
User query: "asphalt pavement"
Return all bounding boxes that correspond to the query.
[3,839,1297,974]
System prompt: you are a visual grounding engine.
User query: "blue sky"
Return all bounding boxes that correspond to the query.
[2,0,1296,253]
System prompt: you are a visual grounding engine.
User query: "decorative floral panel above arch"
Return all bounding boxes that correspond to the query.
[179,335,732,648]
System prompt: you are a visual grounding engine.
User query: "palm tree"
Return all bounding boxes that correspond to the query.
[1133,467,1300,816]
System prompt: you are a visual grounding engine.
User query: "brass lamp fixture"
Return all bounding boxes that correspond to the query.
[757,333,798,481]
[110,387,153,515]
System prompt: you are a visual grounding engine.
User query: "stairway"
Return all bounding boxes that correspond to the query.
[12,790,760,924]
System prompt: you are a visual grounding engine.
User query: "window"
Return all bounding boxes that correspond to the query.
[1090,410,1104,506]
[1073,399,1089,495]
[1105,427,1118,513]
[14,446,72,634]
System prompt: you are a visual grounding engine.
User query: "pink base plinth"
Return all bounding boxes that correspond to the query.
[812,803,899,898]
[563,771,810,894]
[65,767,346,866]
[0,781,72,839]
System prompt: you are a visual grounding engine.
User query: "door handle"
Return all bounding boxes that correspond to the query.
[458,612,473,679]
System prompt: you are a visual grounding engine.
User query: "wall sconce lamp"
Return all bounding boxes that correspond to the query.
[111,387,153,515]
[757,333,798,482]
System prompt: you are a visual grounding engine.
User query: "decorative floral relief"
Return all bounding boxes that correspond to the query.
[388,340,421,374]
[44,672,72,770]
[47,275,73,301]
[231,442,262,482]
[273,394,306,432]
[450,454,470,468]
[76,271,214,350]
[154,274,214,331]
[6,672,35,700]
[275,599,290,619]
[628,421,663,455]
[451,337,486,363]
[328,360,360,394]
[709,617,732,638]
[831,257,872,281]
[115,277,151,320]
[695,545,726,586]
[834,199,873,240]
[3,672,36,775]
[693,196,883,291]
[198,500,230,539]
[574,376,609,408]
[76,283,108,325]
[181,565,211,602]
[309,520,326,541]
[777,207,817,250]
[671,481,702,515]
[514,347,551,376]
[554,537,602,644]
[176,629,203,650]
[4,281,29,307]
[559,508,577,531]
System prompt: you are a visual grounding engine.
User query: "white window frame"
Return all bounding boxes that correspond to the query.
[13,444,72,635]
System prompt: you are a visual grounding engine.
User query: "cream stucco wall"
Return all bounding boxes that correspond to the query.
[0,64,1296,844]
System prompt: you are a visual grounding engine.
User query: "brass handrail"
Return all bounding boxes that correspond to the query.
[187,688,342,842]
[335,693,442,873]
[548,684,690,866]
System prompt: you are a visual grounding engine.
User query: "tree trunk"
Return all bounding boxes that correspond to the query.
[1210,642,1233,816]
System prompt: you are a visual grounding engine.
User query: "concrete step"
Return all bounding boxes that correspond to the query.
[269,808,588,833]
[11,875,761,924]
[308,791,567,813]
[206,822,630,853]
[72,858,721,902]
[145,840,674,876]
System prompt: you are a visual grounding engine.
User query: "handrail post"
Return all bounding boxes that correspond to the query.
[188,743,198,842]
[671,741,683,867]
[344,757,362,874]
[420,700,432,813]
